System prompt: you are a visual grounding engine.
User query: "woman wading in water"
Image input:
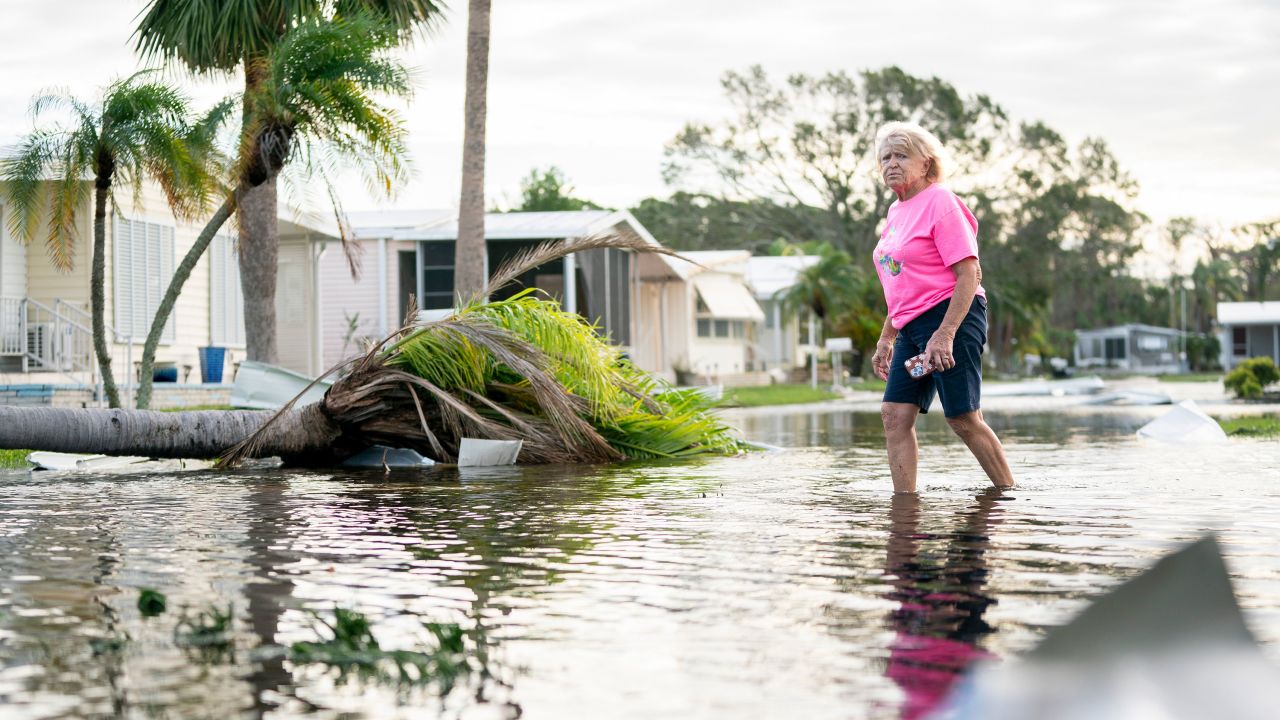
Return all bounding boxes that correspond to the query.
[869,122,1015,493]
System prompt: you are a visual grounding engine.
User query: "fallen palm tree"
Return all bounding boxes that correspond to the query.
[0,234,746,466]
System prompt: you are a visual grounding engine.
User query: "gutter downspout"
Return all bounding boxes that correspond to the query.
[564,250,577,315]
[378,237,388,336]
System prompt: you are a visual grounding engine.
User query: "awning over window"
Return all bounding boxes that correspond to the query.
[693,273,765,321]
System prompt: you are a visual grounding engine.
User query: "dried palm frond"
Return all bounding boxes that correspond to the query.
[478,230,694,303]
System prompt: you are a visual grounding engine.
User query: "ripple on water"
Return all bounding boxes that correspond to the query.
[0,409,1276,718]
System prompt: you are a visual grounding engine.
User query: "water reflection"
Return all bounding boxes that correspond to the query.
[0,408,1276,719]
[884,490,1006,719]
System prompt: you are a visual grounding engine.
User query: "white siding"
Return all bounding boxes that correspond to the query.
[318,238,401,369]
[209,234,245,347]
[0,205,29,298]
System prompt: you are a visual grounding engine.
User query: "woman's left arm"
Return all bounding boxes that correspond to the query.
[922,258,981,371]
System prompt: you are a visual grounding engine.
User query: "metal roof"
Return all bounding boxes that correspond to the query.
[662,250,751,279]
[346,209,646,242]
[1218,301,1280,325]
[745,255,820,299]
[1076,323,1185,337]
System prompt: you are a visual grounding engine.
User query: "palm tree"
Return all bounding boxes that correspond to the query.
[0,236,746,465]
[454,0,490,302]
[134,0,445,363]
[2,72,212,408]
[777,244,881,372]
[133,12,415,409]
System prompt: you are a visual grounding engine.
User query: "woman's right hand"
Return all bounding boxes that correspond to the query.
[871,339,895,380]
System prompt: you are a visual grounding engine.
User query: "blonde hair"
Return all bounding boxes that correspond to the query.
[875,121,949,184]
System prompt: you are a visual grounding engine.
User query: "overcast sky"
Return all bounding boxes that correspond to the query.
[1,0,1277,233]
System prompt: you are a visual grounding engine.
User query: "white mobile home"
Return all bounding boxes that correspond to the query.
[744,255,820,374]
[1217,301,1280,370]
[1073,324,1185,374]
[326,210,665,373]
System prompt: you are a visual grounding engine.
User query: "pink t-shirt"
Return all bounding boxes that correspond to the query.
[872,183,985,329]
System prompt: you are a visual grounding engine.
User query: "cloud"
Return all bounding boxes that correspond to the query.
[1,0,1275,224]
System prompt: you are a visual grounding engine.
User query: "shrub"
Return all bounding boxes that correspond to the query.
[1224,357,1279,399]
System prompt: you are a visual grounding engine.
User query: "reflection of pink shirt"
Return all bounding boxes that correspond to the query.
[886,630,993,720]
[872,183,985,329]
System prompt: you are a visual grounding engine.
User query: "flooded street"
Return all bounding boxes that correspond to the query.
[1,407,1278,719]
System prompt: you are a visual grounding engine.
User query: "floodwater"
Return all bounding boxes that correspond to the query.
[0,407,1278,719]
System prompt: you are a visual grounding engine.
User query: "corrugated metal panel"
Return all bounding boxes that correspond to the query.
[352,210,621,241]
[275,241,312,375]
[318,238,386,370]
[1219,301,1280,326]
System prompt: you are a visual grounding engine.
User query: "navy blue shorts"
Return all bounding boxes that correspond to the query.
[883,296,988,418]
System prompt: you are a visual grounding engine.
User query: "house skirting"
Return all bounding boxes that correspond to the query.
[0,384,232,410]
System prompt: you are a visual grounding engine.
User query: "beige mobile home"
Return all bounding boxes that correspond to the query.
[0,180,337,404]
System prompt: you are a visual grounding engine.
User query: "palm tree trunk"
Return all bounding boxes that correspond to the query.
[239,178,279,364]
[92,184,122,408]
[0,403,338,461]
[240,58,280,364]
[136,195,237,409]
[454,0,491,303]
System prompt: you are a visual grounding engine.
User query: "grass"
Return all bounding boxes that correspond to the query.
[720,384,840,408]
[0,449,30,469]
[289,609,473,693]
[1157,373,1223,383]
[1217,414,1280,438]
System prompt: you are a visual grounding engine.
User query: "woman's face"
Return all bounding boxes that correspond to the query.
[879,142,931,191]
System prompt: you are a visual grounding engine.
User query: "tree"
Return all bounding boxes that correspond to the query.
[630,192,826,254]
[1232,220,1280,301]
[663,65,1008,259]
[512,166,602,212]
[0,236,745,466]
[134,13,416,409]
[2,73,213,408]
[135,0,444,363]
[454,0,491,304]
[776,243,882,373]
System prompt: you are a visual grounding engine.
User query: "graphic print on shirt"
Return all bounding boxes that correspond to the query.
[878,224,904,276]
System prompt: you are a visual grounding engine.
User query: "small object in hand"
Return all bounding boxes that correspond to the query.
[904,353,934,379]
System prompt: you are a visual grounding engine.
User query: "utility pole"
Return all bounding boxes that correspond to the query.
[1180,284,1187,372]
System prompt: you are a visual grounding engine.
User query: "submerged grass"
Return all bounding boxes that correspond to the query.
[720,384,840,408]
[0,449,30,468]
[1218,414,1280,438]
[289,608,475,695]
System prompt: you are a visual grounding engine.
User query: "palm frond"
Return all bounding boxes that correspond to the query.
[222,232,744,467]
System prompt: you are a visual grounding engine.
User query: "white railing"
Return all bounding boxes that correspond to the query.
[0,296,22,356]
[28,299,92,372]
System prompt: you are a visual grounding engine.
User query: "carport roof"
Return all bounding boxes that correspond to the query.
[1218,301,1280,325]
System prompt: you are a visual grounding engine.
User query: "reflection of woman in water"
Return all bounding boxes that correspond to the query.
[883,490,1006,720]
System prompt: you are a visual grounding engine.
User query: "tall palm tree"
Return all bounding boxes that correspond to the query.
[0,236,746,465]
[2,73,212,408]
[134,0,445,363]
[454,0,490,302]
[133,12,416,409]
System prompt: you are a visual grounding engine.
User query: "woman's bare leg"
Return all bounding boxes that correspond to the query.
[882,402,921,493]
[945,409,1014,488]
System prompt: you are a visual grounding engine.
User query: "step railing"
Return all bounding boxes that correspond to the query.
[0,296,23,358]
[21,298,96,374]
